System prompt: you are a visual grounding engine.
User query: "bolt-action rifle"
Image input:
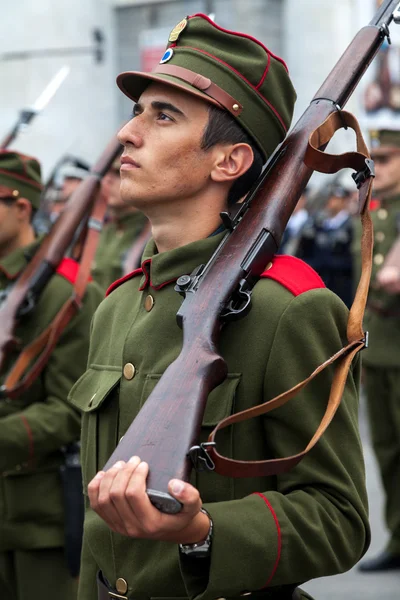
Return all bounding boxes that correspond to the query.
[0,135,122,396]
[104,1,400,514]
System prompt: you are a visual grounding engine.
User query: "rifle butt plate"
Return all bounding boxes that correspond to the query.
[147,489,182,514]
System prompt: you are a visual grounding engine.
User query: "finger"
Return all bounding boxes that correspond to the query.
[124,462,160,530]
[168,479,201,516]
[88,470,127,535]
[108,457,143,535]
[95,462,131,534]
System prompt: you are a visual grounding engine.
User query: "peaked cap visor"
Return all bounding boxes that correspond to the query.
[117,70,222,110]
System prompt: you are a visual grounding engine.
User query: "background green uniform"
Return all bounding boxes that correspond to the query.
[0,238,103,600]
[354,194,400,557]
[71,233,370,600]
[91,211,148,292]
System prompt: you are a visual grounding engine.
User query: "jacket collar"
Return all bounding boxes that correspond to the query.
[139,232,226,290]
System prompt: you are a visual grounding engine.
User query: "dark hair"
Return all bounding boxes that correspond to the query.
[201,105,264,204]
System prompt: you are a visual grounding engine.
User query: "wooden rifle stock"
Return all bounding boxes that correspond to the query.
[0,135,122,374]
[104,1,400,514]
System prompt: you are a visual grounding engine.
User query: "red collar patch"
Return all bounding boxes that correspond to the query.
[106,268,143,297]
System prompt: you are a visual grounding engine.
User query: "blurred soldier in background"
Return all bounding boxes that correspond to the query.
[47,157,90,223]
[279,186,309,255]
[0,151,102,599]
[356,129,400,572]
[296,184,353,308]
[91,156,149,291]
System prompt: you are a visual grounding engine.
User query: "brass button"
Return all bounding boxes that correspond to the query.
[374,253,385,266]
[378,208,388,220]
[232,103,240,111]
[115,578,128,594]
[123,363,136,380]
[144,294,155,312]
[375,231,385,243]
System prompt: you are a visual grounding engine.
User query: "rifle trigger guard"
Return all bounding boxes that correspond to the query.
[188,442,216,472]
[220,279,252,321]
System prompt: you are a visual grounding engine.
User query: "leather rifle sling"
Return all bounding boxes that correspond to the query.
[208,110,374,478]
[1,190,108,400]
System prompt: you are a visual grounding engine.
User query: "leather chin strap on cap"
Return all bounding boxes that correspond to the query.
[154,64,243,116]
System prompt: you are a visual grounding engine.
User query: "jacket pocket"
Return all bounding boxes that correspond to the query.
[139,372,241,502]
[4,466,64,523]
[68,367,121,491]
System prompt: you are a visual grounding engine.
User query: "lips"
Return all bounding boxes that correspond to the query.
[120,155,140,169]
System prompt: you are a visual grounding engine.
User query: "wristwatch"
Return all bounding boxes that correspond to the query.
[179,508,213,558]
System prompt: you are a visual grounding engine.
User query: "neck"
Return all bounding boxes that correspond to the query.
[109,205,138,220]
[144,191,228,254]
[0,224,36,261]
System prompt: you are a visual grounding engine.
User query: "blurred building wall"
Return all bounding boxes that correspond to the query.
[0,0,117,178]
[0,0,378,181]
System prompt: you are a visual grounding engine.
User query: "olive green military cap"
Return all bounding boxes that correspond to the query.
[0,150,42,210]
[370,129,400,156]
[117,13,297,161]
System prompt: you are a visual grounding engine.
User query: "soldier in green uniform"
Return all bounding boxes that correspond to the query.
[71,15,370,600]
[0,151,103,600]
[356,130,400,572]
[91,158,149,292]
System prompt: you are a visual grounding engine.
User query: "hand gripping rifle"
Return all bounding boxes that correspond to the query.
[0,135,122,398]
[105,1,400,514]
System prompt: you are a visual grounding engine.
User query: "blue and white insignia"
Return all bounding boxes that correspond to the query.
[160,48,174,64]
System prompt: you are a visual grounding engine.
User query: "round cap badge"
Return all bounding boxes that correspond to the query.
[160,48,174,64]
[168,17,188,42]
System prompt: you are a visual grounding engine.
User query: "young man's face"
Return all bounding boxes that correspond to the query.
[372,149,400,198]
[118,82,217,210]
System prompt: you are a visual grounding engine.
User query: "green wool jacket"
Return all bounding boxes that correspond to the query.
[0,239,102,551]
[70,233,370,600]
[353,194,400,367]
[91,211,148,292]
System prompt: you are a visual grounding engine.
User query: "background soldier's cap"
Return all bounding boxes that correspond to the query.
[0,150,42,210]
[117,13,297,161]
[370,129,400,156]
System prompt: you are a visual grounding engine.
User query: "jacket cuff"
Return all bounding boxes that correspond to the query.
[179,494,279,600]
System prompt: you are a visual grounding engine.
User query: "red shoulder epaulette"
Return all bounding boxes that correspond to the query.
[261,255,325,296]
[56,258,80,284]
[106,268,143,297]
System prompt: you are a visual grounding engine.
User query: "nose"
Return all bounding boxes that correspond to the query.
[118,115,143,148]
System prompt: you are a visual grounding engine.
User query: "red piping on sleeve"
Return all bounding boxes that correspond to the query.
[20,415,35,466]
[253,492,282,587]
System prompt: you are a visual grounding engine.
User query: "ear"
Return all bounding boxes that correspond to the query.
[15,197,33,222]
[210,143,254,184]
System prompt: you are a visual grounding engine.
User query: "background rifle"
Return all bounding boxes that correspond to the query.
[0,134,122,376]
[0,67,70,149]
[104,0,400,514]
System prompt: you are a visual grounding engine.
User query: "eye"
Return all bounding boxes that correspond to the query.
[157,112,174,122]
